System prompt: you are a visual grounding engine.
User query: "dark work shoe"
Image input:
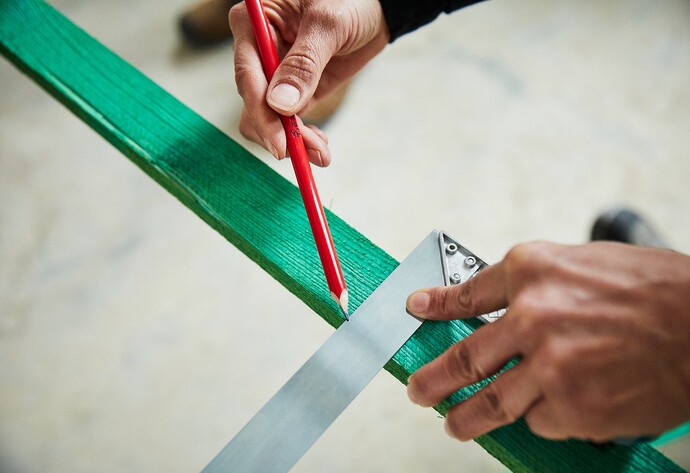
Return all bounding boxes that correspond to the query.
[590,208,667,248]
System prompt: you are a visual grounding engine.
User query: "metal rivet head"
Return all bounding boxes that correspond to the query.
[450,273,462,284]
[445,243,458,255]
[464,256,477,268]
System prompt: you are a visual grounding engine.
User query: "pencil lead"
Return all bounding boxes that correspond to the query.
[338,288,349,321]
[331,288,350,321]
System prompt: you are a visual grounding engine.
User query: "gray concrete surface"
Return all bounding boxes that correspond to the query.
[1,0,689,471]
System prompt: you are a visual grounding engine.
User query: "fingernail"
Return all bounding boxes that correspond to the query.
[407,291,430,315]
[268,83,300,111]
[305,147,322,166]
[262,138,279,160]
[308,147,330,167]
[316,151,324,167]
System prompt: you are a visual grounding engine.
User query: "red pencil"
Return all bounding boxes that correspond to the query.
[244,0,349,319]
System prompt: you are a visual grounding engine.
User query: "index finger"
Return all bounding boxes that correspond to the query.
[407,261,509,321]
[406,315,520,407]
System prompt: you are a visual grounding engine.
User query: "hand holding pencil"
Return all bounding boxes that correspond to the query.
[239,0,362,318]
[229,0,390,163]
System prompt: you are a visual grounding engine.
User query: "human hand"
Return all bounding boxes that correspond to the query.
[229,0,390,166]
[405,241,690,442]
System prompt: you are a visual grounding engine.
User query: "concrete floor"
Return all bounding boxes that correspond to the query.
[1,0,689,471]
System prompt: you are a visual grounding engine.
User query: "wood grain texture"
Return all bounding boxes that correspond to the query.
[0,1,683,471]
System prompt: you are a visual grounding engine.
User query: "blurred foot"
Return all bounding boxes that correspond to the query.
[179,0,238,47]
[591,207,667,248]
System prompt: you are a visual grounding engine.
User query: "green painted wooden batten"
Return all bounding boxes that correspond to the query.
[0,1,683,471]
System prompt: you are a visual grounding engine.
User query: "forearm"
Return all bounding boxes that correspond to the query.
[378,0,486,42]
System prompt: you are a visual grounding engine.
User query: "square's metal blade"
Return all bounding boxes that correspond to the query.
[203,231,444,472]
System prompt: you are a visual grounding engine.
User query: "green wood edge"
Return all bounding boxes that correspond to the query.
[654,422,690,447]
[0,2,683,472]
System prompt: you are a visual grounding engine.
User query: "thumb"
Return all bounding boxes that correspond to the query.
[406,264,508,320]
[266,23,338,115]
[406,286,473,321]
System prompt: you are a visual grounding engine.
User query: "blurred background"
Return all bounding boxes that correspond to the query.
[1,0,689,471]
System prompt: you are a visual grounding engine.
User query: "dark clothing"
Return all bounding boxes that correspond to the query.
[378,0,485,42]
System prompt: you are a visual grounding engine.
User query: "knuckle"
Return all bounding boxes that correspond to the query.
[449,282,478,315]
[545,341,576,375]
[504,241,555,279]
[480,384,517,424]
[305,6,341,32]
[537,363,564,401]
[228,3,246,29]
[514,294,552,329]
[534,344,581,403]
[430,283,479,318]
[509,297,549,341]
[504,242,533,269]
[537,346,567,387]
[524,410,563,440]
[228,2,247,26]
[280,52,319,86]
[446,342,486,384]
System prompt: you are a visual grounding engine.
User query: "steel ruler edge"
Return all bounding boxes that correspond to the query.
[203,231,446,472]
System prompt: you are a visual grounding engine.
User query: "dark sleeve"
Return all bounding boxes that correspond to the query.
[378,0,486,42]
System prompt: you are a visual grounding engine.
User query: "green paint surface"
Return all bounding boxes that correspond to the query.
[0,1,684,471]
